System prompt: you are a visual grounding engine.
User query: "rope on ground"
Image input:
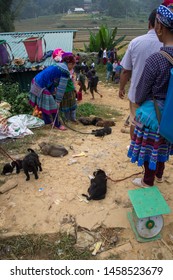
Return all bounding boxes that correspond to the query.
[107,168,144,184]
[0,146,15,161]
[61,115,93,135]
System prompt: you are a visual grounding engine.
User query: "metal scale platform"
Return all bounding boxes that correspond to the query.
[127,186,171,242]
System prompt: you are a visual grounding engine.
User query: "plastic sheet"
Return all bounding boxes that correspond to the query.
[0,114,44,140]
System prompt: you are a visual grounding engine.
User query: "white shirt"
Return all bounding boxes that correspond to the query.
[121,29,162,103]
[91,62,95,68]
[113,62,118,72]
[103,49,107,58]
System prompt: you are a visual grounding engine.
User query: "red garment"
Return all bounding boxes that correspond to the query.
[162,0,173,6]
[77,91,82,101]
[103,57,107,65]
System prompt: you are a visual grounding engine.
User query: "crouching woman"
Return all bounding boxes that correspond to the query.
[29,52,76,130]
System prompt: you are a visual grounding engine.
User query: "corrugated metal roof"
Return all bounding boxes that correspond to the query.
[0,30,77,72]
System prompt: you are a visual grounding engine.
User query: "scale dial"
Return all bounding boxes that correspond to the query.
[135,215,164,238]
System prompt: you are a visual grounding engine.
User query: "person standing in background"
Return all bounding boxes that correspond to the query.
[89,70,102,99]
[103,48,107,65]
[91,59,95,69]
[74,61,81,81]
[77,69,87,94]
[114,61,123,84]
[110,48,115,63]
[86,66,93,90]
[97,48,103,64]
[119,9,162,139]
[75,53,81,64]
[106,59,113,82]
[112,59,118,81]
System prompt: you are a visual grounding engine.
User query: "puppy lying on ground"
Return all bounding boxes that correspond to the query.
[22,148,42,181]
[1,159,23,175]
[82,169,107,200]
[78,117,103,126]
[92,126,112,137]
[39,142,68,157]
[96,120,115,127]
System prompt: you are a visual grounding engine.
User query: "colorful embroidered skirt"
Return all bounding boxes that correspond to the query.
[29,80,58,114]
[60,90,77,113]
[127,126,173,170]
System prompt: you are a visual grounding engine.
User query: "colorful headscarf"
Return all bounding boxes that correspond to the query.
[52,48,65,62]
[157,4,173,31]
[61,52,76,64]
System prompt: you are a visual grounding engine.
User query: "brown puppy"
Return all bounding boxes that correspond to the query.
[39,142,68,157]
[78,117,103,126]
[96,120,115,127]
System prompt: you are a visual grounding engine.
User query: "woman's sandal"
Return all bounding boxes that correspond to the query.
[54,125,67,131]
[132,178,150,188]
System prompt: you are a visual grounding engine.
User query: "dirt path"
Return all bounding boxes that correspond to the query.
[0,82,173,260]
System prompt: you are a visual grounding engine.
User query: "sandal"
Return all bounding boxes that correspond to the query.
[155,176,164,183]
[55,125,67,131]
[132,178,150,188]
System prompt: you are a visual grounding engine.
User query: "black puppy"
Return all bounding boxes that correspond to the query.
[22,148,42,181]
[92,126,112,137]
[1,160,23,175]
[82,169,107,200]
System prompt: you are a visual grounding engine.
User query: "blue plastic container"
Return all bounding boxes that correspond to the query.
[159,68,173,144]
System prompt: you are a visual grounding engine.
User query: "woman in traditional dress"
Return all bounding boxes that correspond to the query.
[60,71,77,123]
[29,52,75,131]
[128,2,173,187]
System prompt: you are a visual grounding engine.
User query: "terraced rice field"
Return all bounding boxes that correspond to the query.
[14,13,148,49]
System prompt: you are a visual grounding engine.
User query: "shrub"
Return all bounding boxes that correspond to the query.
[0,82,32,115]
[85,24,127,52]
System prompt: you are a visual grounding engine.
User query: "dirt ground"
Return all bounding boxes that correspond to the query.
[0,82,173,260]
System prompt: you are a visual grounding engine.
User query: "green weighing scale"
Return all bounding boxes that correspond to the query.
[127,186,171,242]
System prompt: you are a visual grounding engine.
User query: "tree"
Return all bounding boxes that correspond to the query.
[0,0,25,32]
[85,24,128,52]
[0,0,15,32]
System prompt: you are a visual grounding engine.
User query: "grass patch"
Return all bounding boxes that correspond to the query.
[0,233,92,260]
[0,128,47,162]
[76,103,121,119]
